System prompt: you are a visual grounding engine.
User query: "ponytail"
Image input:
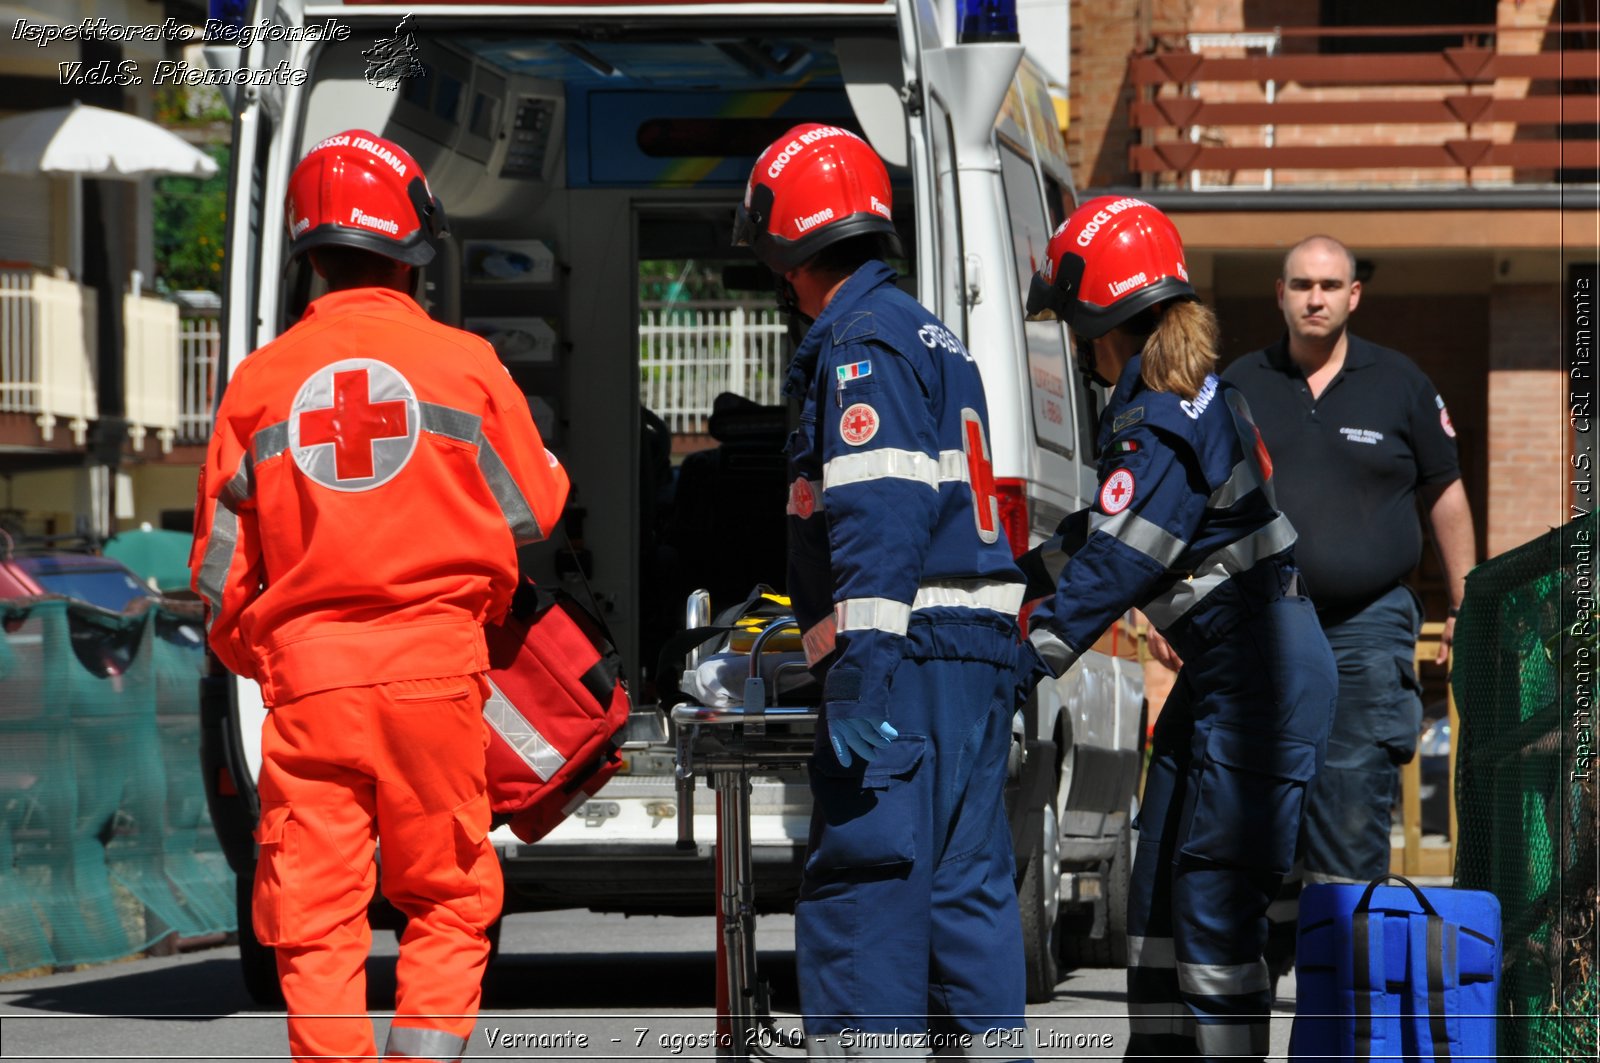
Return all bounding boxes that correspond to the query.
[1138,299,1218,401]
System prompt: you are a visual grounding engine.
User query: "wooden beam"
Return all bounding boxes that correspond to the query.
[1162,210,1574,251]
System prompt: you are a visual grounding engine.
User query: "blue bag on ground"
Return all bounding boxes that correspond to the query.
[1291,874,1500,1061]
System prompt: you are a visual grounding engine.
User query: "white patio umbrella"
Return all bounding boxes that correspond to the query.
[0,101,219,277]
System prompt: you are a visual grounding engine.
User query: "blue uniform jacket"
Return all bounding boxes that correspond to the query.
[1026,353,1298,674]
[783,261,1025,725]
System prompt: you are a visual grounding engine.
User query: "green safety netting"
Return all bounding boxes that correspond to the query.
[0,597,235,975]
[1453,509,1598,1057]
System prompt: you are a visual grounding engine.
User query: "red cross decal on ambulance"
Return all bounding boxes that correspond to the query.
[290,359,420,491]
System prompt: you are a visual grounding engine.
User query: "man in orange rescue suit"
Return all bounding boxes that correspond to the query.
[191,130,568,1063]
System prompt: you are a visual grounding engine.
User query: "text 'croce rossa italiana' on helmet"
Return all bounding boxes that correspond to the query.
[1025,195,1196,338]
[732,123,902,272]
[285,129,448,267]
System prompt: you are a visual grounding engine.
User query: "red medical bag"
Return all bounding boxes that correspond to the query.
[482,579,631,842]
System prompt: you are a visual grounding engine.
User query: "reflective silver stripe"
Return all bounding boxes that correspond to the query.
[1028,627,1078,678]
[478,435,545,545]
[1194,1020,1268,1057]
[419,400,481,444]
[938,448,967,482]
[910,579,1024,616]
[1266,896,1300,921]
[1039,532,1072,583]
[481,677,565,780]
[801,580,1024,665]
[1141,514,1298,629]
[836,596,912,636]
[823,447,941,491]
[1208,457,1261,509]
[252,420,289,464]
[1089,509,1188,569]
[821,448,972,492]
[1127,1001,1196,1037]
[383,1024,469,1061]
[1129,934,1176,969]
[1178,958,1271,997]
[419,401,544,545]
[197,501,238,632]
[1304,869,1364,885]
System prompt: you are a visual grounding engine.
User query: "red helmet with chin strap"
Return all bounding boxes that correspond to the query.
[732,123,901,272]
[1025,196,1195,338]
[285,129,447,266]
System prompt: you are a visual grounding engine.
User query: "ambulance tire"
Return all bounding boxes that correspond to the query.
[1018,797,1062,1003]
[1059,817,1131,969]
[235,867,285,1008]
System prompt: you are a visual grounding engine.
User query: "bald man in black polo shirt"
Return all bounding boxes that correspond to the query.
[1223,235,1476,956]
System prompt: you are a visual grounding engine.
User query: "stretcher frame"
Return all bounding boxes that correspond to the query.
[672,605,816,1061]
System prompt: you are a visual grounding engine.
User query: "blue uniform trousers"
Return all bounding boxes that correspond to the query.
[797,612,1029,1061]
[1125,595,1335,1061]
[1299,584,1424,883]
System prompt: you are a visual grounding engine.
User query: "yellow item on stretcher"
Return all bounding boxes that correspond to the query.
[724,590,805,654]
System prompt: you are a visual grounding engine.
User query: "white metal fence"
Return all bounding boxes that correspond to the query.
[178,315,220,443]
[163,302,782,444]
[639,303,788,436]
[0,268,98,442]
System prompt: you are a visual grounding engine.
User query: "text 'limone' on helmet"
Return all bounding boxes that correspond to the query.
[732,123,902,273]
[1025,195,1195,338]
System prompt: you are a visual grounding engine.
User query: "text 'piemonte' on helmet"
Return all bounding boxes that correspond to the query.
[285,129,449,267]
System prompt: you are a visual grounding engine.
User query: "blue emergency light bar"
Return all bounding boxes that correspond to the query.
[957,0,1019,44]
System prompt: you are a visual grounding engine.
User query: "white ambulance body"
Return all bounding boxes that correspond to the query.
[202,0,1144,1004]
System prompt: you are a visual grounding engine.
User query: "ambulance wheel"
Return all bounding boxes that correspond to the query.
[235,868,285,1008]
[1019,799,1062,1003]
[1060,816,1131,969]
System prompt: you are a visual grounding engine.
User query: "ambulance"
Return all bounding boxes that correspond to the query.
[200,0,1145,1005]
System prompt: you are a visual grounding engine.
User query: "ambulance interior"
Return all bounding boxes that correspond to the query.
[281,25,918,694]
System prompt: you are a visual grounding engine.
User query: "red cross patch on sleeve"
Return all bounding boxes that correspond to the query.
[1099,468,1136,515]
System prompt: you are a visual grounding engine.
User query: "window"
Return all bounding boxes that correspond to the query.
[928,95,966,338]
[1318,0,1496,54]
[999,143,1075,459]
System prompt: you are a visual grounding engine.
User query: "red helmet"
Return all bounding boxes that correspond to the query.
[285,130,447,266]
[732,123,901,272]
[1025,196,1195,338]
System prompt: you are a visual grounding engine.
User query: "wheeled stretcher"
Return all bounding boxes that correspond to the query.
[672,601,818,1060]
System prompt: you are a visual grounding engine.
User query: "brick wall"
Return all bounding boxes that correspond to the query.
[1488,283,1567,556]
[1075,0,1566,190]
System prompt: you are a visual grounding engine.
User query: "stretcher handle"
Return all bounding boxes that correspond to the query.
[1354,873,1440,918]
[747,616,801,676]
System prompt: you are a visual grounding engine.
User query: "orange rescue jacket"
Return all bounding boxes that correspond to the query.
[191,287,569,706]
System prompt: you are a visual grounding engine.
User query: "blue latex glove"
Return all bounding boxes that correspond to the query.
[829,716,899,768]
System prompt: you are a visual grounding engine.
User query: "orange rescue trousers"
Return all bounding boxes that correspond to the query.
[253,674,504,1063]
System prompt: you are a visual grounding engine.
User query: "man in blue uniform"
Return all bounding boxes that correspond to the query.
[1020,197,1337,1060]
[734,124,1031,1058]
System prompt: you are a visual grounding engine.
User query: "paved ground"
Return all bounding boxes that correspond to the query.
[0,908,1305,1061]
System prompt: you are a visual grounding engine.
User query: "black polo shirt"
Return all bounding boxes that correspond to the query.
[1222,333,1460,612]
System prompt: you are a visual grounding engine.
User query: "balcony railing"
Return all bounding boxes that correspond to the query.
[125,293,181,452]
[1129,22,1600,188]
[0,269,98,445]
[178,314,219,445]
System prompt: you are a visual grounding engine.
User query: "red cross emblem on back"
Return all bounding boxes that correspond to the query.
[298,369,409,480]
[290,359,420,491]
[961,408,1000,544]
